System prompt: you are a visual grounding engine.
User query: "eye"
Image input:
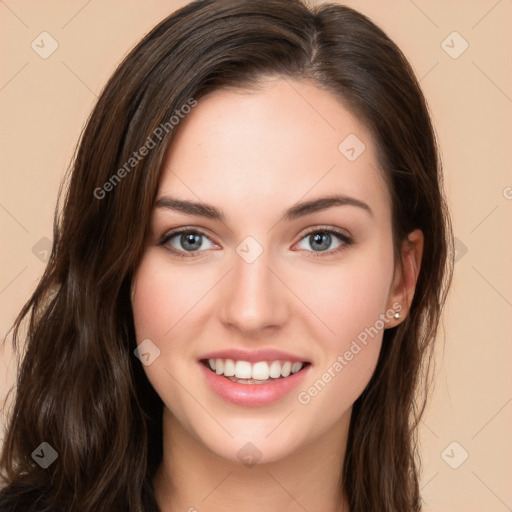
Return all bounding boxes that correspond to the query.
[159,228,217,258]
[159,226,353,259]
[294,227,353,258]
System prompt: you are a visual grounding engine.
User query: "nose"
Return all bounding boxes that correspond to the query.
[219,247,288,336]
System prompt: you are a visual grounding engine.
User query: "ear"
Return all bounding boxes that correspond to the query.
[386,229,424,327]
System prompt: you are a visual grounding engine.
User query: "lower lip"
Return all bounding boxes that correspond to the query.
[198,361,311,407]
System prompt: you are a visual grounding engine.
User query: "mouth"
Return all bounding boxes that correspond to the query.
[200,358,312,385]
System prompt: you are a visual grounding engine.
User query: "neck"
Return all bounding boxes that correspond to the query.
[154,407,351,512]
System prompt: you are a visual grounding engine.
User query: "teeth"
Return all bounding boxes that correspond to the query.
[206,358,305,381]
[223,359,235,377]
[269,361,282,379]
[291,362,303,374]
[281,361,291,377]
[234,360,252,379]
[251,362,269,380]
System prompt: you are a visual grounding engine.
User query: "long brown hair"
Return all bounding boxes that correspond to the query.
[0,1,453,510]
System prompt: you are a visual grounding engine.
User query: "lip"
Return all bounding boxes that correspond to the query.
[198,360,312,407]
[198,348,309,364]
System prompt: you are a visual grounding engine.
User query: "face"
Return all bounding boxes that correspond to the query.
[131,77,405,464]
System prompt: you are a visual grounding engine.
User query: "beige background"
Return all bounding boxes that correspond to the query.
[1,1,511,510]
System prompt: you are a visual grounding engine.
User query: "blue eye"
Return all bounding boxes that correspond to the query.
[159,226,353,259]
[295,228,352,258]
[159,228,215,257]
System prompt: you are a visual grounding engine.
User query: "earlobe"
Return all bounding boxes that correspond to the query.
[387,229,424,326]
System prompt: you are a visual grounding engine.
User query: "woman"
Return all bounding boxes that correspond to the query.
[0,0,453,511]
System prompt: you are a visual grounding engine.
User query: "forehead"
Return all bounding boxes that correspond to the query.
[157,77,390,222]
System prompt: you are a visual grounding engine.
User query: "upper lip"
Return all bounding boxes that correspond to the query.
[198,348,310,364]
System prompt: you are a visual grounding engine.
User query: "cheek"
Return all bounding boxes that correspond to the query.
[131,250,205,342]
[131,252,200,411]
[295,244,394,411]
[131,262,171,342]
[130,252,194,381]
[297,245,394,347]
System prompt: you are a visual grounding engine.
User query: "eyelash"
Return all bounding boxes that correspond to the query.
[158,226,353,260]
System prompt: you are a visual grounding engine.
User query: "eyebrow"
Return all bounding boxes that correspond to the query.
[154,194,374,222]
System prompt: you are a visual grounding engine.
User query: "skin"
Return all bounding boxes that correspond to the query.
[131,76,423,512]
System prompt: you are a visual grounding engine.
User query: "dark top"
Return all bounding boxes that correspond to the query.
[0,486,54,512]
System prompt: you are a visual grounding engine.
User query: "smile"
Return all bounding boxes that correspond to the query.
[198,358,312,407]
[202,358,309,383]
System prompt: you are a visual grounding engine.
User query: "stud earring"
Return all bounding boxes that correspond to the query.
[393,312,401,319]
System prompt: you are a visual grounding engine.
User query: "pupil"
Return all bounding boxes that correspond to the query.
[183,233,201,250]
[311,233,330,251]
